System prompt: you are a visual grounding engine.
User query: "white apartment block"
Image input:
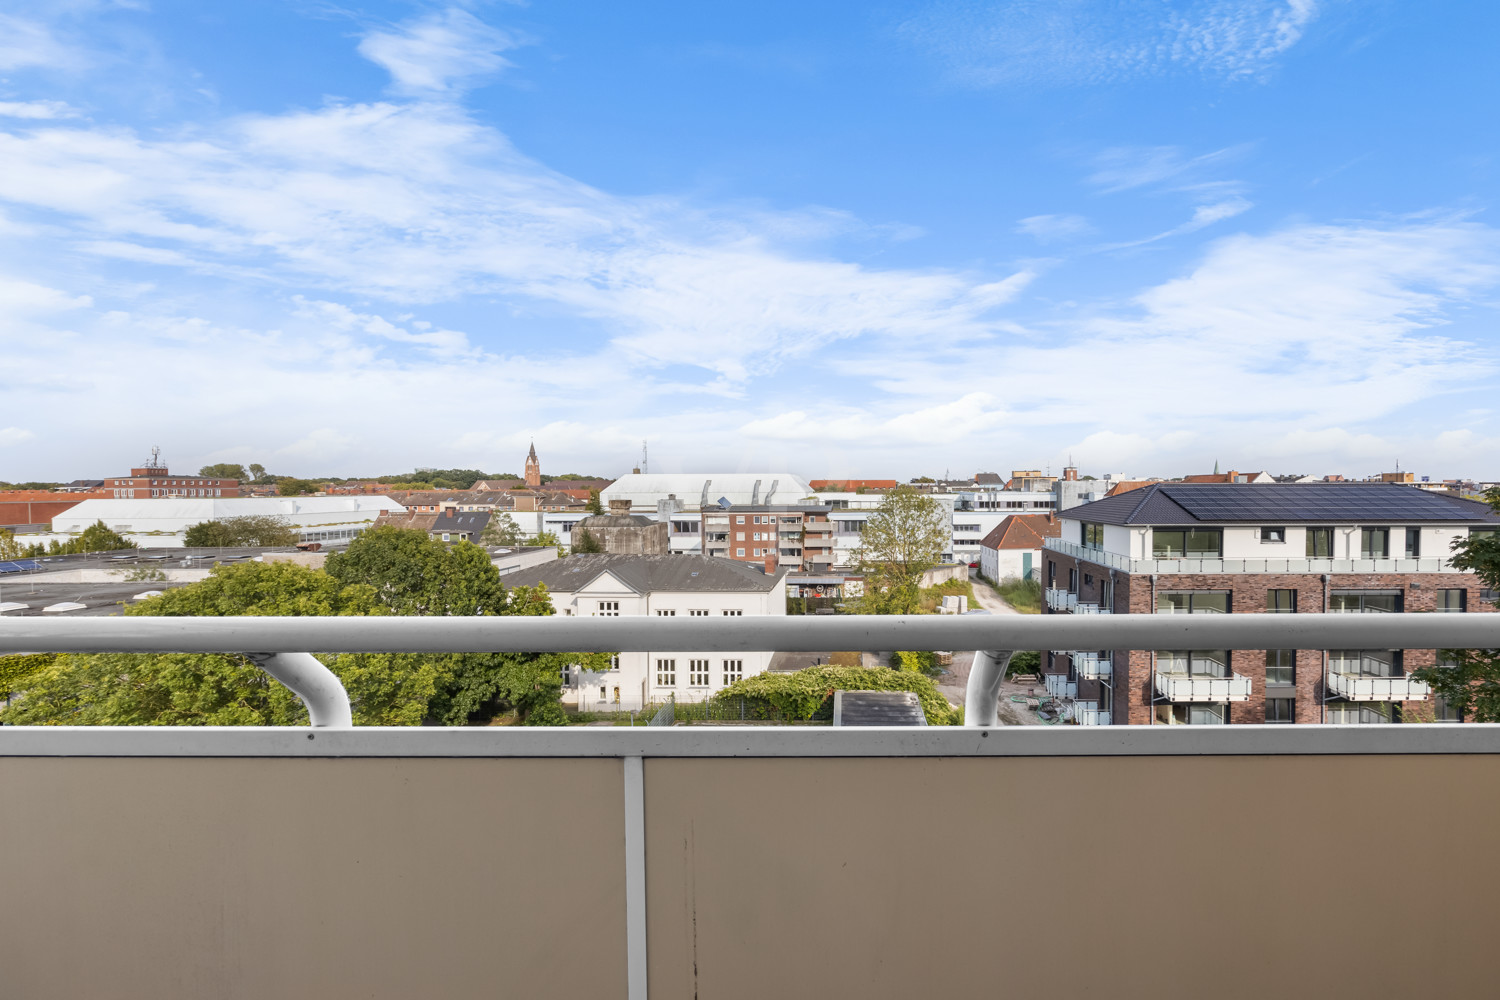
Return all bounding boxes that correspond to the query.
[498,554,787,711]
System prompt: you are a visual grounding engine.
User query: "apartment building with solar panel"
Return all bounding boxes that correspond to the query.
[1040,483,1500,725]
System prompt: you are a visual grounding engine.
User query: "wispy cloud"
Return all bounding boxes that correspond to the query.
[0,14,83,72]
[357,8,528,96]
[0,100,79,119]
[1016,214,1094,243]
[900,0,1320,88]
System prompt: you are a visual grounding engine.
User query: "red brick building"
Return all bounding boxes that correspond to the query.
[0,490,113,531]
[101,465,239,499]
[701,504,835,574]
[1040,482,1500,725]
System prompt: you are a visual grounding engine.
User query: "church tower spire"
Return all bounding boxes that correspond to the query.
[525,442,541,488]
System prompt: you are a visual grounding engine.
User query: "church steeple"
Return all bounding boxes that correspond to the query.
[524,442,541,488]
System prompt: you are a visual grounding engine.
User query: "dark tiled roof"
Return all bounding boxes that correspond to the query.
[500,554,785,594]
[1065,483,1500,526]
[834,691,928,726]
[432,511,491,532]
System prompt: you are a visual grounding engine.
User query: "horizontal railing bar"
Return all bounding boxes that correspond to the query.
[4,614,1500,654]
[0,724,1498,756]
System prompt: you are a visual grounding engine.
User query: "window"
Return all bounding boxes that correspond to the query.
[1471,527,1500,540]
[655,609,676,616]
[1405,528,1421,558]
[1068,567,1078,593]
[600,686,607,700]
[596,601,619,616]
[689,609,709,616]
[736,548,745,557]
[690,659,709,686]
[1155,650,1229,676]
[1265,698,1294,723]
[613,686,621,704]
[1360,527,1390,559]
[1438,589,1466,613]
[736,532,745,540]
[722,609,742,616]
[1047,561,1056,586]
[723,659,743,683]
[441,533,451,542]
[736,516,745,524]
[1329,650,1401,676]
[1159,703,1225,725]
[1265,649,1295,684]
[1327,702,1393,725]
[1329,590,1401,613]
[609,655,620,670]
[1151,528,1222,558]
[1081,522,1104,548]
[1306,528,1334,558]
[1260,526,1285,543]
[656,659,676,686]
[1156,592,1229,614]
[1266,589,1296,613]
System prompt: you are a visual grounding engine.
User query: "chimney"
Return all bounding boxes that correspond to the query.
[609,498,633,514]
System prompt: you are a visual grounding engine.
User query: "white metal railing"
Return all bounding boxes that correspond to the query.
[1076,705,1112,726]
[1045,588,1077,611]
[1073,604,1111,615]
[1044,673,1076,700]
[1072,652,1112,680]
[1045,538,1457,576]
[7,614,1500,729]
[1327,671,1432,702]
[1154,672,1253,703]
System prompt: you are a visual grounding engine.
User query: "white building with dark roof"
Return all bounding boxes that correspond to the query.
[499,554,788,711]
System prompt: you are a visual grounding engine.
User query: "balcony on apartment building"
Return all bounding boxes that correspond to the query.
[1326,650,1431,702]
[1045,587,1111,614]
[1153,651,1253,702]
[1070,650,1112,680]
[1046,537,1461,576]
[5,613,1500,999]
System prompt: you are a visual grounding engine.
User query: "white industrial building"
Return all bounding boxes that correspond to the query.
[601,473,813,515]
[499,554,788,712]
[36,496,406,548]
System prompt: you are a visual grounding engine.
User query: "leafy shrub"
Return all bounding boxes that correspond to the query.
[995,576,1042,613]
[714,666,959,725]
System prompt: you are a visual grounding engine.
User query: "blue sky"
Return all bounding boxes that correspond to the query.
[1,0,1497,481]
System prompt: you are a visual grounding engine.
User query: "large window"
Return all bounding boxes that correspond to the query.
[1329,590,1401,613]
[1266,649,1295,684]
[1159,703,1226,725]
[1438,589,1466,612]
[1156,650,1229,677]
[1360,527,1390,559]
[722,659,743,684]
[1306,528,1334,558]
[1329,650,1401,676]
[1266,589,1296,613]
[689,659,709,687]
[1151,528,1222,558]
[1156,592,1229,614]
[596,601,619,616]
[1265,698,1294,723]
[1081,522,1104,548]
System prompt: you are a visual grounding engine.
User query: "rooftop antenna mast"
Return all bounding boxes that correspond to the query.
[148,445,162,469]
[641,441,648,475]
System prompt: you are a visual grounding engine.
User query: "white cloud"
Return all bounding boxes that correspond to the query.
[0,427,35,447]
[1016,214,1094,243]
[0,15,81,72]
[0,100,78,119]
[900,0,1321,88]
[357,8,526,96]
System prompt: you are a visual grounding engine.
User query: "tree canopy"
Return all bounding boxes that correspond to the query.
[277,478,321,496]
[183,515,298,548]
[3,532,610,727]
[571,527,604,553]
[199,463,249,480]
[851,487,949,615]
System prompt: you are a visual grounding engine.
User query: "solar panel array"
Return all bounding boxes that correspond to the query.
[0,559,40,575]
[1157,484,1489,523]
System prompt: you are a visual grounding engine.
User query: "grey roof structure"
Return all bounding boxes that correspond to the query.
[574,514,657,528]
[500,554,786,594]
[833,690,929,726]
[432,511,491,533]
[1063,482,1500,526]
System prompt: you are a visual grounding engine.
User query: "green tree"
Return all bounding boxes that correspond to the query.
[277,478,320,496]
[528,530,561,547]
[851,487,948,615]
[75,520,137,553]
[480,512,523,547]
[587,489,604,514]
[0,653,54,706]
[0,562,446,726]
[571,527,605,553]
[199,463,249,480]
[0,528,22,560]
[184,515,297,547]
[248,463,267,482]
[1412,491,1500,721]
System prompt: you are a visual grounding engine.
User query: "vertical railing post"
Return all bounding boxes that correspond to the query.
[243,652,353,728]
[964,649,1015,727]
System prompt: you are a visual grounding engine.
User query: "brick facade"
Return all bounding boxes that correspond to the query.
[1042,548,1492,725]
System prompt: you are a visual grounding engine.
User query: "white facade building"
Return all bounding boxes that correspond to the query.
[602,474,813,515]
[39,496,406,548]
[499,554,788,711]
